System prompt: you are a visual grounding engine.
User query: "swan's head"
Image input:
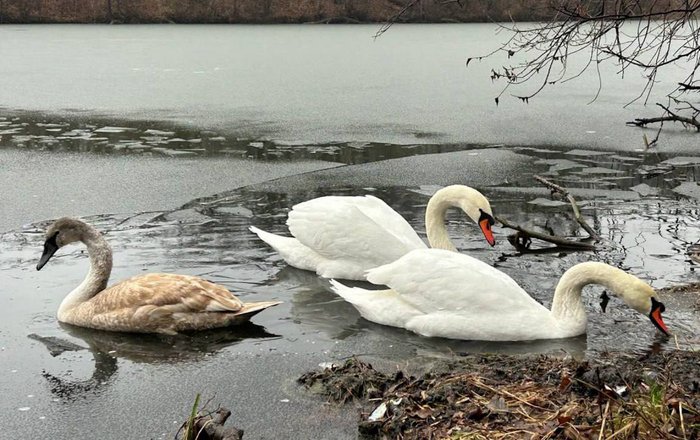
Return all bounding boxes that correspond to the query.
[427,185,496,247]
[617,276,669,336]
[557,262,670,336]
[36,217,88,271]
[455,187,495,247]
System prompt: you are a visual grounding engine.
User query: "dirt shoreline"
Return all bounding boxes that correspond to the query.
[298,350,700,439]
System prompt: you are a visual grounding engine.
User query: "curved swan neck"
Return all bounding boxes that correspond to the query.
[425,185,487,251]
[425,198,456,251]
[57,225,112,318]
[550,262,632,323]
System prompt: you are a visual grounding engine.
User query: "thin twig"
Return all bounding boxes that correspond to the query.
[598,400,610,440]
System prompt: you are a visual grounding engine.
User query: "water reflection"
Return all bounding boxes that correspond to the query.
[31,322,277,400]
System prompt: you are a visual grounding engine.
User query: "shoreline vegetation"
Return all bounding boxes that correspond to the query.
[298,352,700,439]
[293,283,700,439]
[0,0,679,24]
[292,284,699,439]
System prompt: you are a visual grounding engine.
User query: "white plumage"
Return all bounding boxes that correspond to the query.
[331,249,668,341]
[250,185,495,280]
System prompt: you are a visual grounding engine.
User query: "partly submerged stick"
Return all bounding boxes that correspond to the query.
[496,174,600,251]
[496,216,596,251]
[533,175,601,241]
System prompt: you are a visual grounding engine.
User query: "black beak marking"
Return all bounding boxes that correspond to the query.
[37,232,59,271]
[478,208,495,227]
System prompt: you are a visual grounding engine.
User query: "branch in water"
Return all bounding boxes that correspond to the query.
[496,215,596,251]
[533,175,601,241]
[496,174,600,252]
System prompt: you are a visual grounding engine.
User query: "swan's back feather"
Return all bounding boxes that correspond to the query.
[288,195,427,266]
[366,249,544,315]
[65,273,281,333]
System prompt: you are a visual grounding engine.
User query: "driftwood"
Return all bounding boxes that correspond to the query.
[193,408,243,440]
[179,407,244,440]
[497,175,599,252]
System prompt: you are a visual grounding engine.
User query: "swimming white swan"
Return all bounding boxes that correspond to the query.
[36,217,281,334]
[330,249,669,341]
[250,185,495,280]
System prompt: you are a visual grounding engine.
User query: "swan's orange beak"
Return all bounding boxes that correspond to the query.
[479,218,496,247]
[649,298,669,336]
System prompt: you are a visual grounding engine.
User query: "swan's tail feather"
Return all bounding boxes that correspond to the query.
[249,226,320,272]
[249,226,284,249]
[330,280,418,328]
[329,279,369,303]
[234,300,282,319]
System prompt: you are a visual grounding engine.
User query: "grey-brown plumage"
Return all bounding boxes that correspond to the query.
[37,217,281,334]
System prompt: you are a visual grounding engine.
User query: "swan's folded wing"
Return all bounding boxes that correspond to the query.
[89,273,245,314]
[366,249,547,315]
[287,195,427,265]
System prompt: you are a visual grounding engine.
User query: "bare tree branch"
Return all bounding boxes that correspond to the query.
[376,0,700,140]
[473,0,700,138]
[627,102,700,130]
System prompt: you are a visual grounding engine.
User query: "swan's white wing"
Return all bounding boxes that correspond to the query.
[287,195,427,267]
[366,248,547,315]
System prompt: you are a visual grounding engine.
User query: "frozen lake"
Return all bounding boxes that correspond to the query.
[0,23,697,151]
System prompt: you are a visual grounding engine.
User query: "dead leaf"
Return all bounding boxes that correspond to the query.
[559,374,572,391]
[557,414,572,425]
[415,406,432,419]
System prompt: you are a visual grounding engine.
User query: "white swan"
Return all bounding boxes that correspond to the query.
[330,249,669,341]
[36,217,281,334]
[249,185,495,280]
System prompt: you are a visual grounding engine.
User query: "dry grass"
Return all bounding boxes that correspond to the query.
[299,353,700,440]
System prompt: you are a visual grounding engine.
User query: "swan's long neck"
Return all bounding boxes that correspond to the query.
[549,262,632,329]
[57,228,112,319]
[425,186,485,251]
[425,196,457,251]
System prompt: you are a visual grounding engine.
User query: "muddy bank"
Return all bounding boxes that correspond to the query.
[299,351,700,439]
